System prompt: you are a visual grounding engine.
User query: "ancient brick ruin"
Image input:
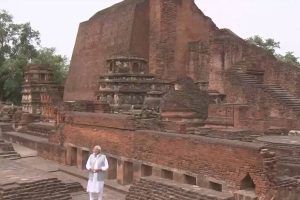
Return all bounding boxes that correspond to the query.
[22,64,63,122]
[0,158,80,200]
[1,0,300,199]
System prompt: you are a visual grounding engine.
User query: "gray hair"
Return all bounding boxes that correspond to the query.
[94,145,101,151]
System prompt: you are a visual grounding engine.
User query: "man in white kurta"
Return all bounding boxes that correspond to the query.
[86,146,109,200]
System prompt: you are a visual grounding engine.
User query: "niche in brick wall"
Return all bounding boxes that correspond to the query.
[141,164,152,177]
[107,157,117,180]
[161,169,173,180]
[70,146,77,166]
[209,181,222,192]
[240,173,256,191]
[82,150,90,170]
[184,174,196,185]
[124,161,134,185]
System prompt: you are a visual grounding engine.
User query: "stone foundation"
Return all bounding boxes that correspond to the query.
[0,158,80,200]
[126,177,234,200]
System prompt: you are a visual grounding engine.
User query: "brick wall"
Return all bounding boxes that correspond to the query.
[126,177,234,200]
[224,71,300,131]
[2,131,65,164]
[65,0,218,101]
[210,29,300,100]
[63,119,272,195]
[149,0,217,80]
[64,0,139,101]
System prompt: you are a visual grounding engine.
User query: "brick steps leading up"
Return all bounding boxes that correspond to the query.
[0,152,21,160]
[0,159,80,200]
[227,66,300,115]
[0,139,21,160]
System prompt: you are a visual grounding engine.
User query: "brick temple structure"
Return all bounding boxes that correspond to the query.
[22,64,64,122]
[2,0,300,200]
[96,55,168,113]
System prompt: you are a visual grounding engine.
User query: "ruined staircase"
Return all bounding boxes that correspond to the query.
[0,177,72,200]
[18,122,55,139]
[0,151,21,160]
[0,139,21,160]
[227,64,300,115]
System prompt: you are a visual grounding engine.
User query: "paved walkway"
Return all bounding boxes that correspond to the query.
[11,145,126,200]
[12,143,38,158]
[257,135,300,146]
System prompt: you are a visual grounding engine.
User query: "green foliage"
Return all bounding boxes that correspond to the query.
[0,9,69,105]
[277,52,300,66]
[246,35,280,54]
[246,35,300,66]
[0,55,28,104]
[32,48,69,84]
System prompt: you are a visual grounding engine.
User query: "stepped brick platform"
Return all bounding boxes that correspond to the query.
[192,127,260,142]
[0,158,80,200]
[227,66,300,115]
[126,177,234,200]
[0,139,21,160]
[257,136,300,177]
[0,122,13,133]
[2,131,65,164]
[20,122,56,138]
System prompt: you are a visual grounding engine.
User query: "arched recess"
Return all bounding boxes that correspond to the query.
[240,173,256,191]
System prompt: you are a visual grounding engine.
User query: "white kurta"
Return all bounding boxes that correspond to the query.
[86,153,109,193]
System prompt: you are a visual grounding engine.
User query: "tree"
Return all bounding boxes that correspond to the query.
[0,10,40,63]
[0,10,69,104]
[246,35,300,66]
[0,55,27,104]
[277,52,300,66]
[32,48,69,84]
[246,35,280,55]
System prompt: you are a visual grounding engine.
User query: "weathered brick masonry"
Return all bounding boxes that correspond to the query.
[65,0,217,101]
[11,0,299,199]
[126,177,234,200]
[63,116,272,195]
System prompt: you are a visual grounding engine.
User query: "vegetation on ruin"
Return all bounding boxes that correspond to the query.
[246,35,300,66]
[0,10,69,105]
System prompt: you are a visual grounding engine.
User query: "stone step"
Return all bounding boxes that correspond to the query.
[282,103,300,106]
[266,87,286,90]
[229,66,300,115]
[278,98,300,101]
[0,154,20,159]
[0,151,18,155]
[271,94,296,98]
[23,130,49,138]
[282,104,300,107]
[235,79,255,83]
[285,104,300,107]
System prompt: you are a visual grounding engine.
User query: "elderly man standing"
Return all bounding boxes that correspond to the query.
[86,145,109,200]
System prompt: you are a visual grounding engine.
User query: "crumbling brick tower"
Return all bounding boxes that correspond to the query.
[64,0,217,101]
[22,64,55,115]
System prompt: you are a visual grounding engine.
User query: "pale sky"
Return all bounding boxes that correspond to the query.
[2,0,300,60]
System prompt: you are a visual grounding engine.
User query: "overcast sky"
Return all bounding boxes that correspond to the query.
[2,0,300,60]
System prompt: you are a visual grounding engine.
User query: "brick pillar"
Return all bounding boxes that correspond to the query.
[173,171,184,183]
[133,163,142,183]
[196,174,208,187]
[77,148,83,169]
[117,160,134,185]
[107,157,117,180]
[66,145,73,166]
[152,167,161,177]
[66,145,77,166]
[76,148,90,170]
